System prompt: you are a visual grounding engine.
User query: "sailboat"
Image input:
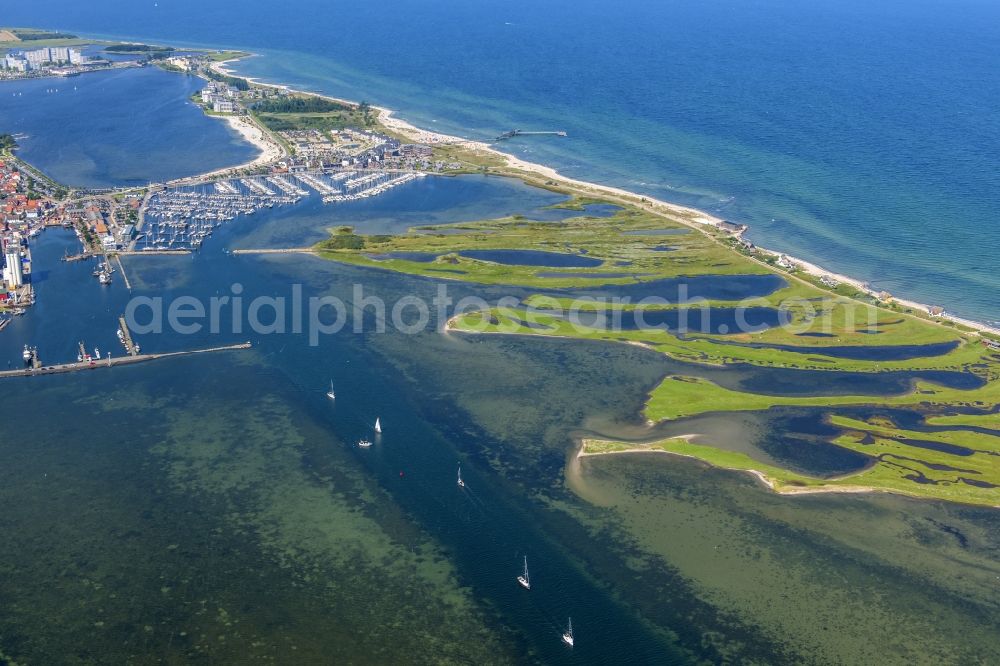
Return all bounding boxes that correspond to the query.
[374,417,382,434]
[517,556,530,590]
[561,618,574,647]
[326,380,336,400]
[457,464,465,488]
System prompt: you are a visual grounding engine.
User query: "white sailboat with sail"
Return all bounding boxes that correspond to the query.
[517,556,530,590]
[374,417,382,434]
[457,464,466,488]
[561,617,574,647]
[326,380,336,400]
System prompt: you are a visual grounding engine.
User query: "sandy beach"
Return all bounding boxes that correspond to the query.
[211,56,1000,337]
[200,113,286,179]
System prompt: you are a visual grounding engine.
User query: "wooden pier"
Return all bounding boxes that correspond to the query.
[494,129,567,141]
[0,342,252,379]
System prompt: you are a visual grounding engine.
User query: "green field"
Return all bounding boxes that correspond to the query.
[0,28,155,55]
[249,95,375,132]
[254,110,374,132]
[206,50,251,62]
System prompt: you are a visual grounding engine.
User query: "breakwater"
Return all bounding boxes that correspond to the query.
[0,342,251,379]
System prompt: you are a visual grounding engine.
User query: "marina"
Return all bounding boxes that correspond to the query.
[138,169,423,250]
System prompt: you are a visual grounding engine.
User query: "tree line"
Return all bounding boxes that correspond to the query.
[251,96,351,114]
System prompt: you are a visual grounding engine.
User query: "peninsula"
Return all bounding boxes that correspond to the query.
[2,32,998,508]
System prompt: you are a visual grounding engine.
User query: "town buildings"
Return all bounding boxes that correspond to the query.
[1,46,85,72]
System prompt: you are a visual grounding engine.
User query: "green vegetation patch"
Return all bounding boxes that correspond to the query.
[316,203,759,288]
[104,43,174,54]
[10,29,77,41]
[203,66,250,91]
[251,94,373,132]
[925,413,1000,429]
[253,96,351,114]
[207,50,251,62]
[644,374,1000,423]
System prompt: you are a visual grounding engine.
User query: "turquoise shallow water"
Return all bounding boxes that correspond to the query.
[3,0,996,322]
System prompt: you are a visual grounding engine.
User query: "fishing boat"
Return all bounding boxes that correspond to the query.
[457,464,465,488]
[374,417,382,434]
[517,556,530,590]
[357,438,373,448]
[326,380,336,400]
[561,618,574,647]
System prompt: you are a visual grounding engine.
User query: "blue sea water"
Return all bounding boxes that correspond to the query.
[5,0,997,322]
[0,66,258,187]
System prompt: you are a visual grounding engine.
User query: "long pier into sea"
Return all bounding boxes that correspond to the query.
[494,129,567,141]
[0,342,252,379]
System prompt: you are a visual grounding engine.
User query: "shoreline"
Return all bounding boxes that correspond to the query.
[211,55,1000,338]
[191,112,285,182]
